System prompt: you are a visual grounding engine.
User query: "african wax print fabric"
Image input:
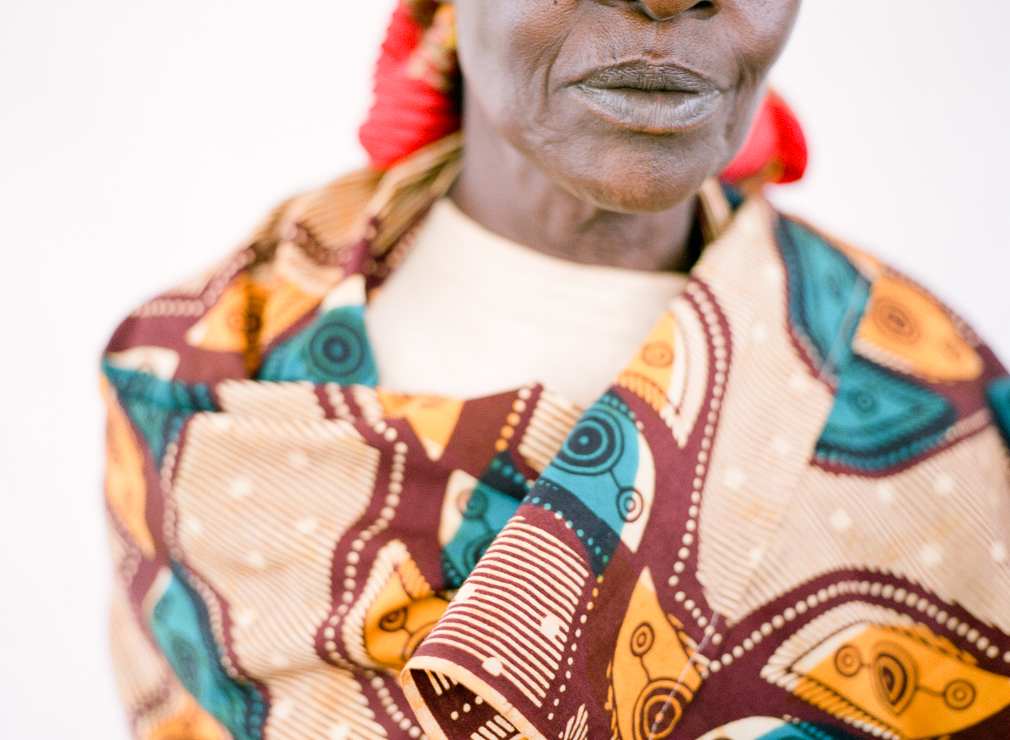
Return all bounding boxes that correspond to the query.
[104,136,1010,740]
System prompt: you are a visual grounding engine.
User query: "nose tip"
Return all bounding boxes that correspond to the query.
[631,0,717,21]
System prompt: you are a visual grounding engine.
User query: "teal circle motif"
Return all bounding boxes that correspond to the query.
[554,411,624,476]
[305,314,367,380]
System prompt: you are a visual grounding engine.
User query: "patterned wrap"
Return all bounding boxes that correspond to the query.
[104,137,1010,740]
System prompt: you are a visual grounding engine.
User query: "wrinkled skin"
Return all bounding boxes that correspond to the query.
[449,0,801,271]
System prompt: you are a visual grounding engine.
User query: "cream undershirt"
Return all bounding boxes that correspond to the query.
[365,198,689,407]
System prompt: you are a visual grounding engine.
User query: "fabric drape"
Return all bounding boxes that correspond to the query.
[103,136,1010,740]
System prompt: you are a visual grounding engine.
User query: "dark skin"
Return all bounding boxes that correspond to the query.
[449,0,802,271]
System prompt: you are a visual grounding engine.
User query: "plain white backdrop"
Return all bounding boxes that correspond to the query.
[1,2,1007,737]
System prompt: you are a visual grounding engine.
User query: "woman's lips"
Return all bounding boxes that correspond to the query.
[572,60,724,134]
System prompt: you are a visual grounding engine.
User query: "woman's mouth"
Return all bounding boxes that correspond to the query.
[572,60,724,134]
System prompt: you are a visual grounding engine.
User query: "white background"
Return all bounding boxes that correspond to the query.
[1,2,1007,737]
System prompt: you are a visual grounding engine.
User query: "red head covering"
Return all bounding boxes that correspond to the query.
[359,2,460,170]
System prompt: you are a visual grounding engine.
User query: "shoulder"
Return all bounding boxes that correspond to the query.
[770,208,1010,466]
[102,166,384,385]
[102,136,463,389]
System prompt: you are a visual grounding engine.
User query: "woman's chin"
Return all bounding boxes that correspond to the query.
[528,128,727,215]
[560,168,710,215]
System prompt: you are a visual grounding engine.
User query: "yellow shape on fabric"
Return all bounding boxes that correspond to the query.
[146,696,227,740]
[364,554,449,670]
[185,274,319,356]
[618,313,677,413]
[256,279,322,349]
[184,274,252,353]
[792,623,1010,739]
[855,275,983,383]
[102,377,155,558]
[607,567,703,740]
[378,390,464,460]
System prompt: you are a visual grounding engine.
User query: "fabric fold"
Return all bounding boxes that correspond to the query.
[104,136,1010,740]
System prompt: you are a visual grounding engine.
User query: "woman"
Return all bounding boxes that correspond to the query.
[102,1,1010,739]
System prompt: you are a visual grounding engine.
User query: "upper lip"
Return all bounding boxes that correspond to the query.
[575,60,718,94]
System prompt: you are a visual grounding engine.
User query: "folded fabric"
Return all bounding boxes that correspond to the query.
[104,137,1010,740]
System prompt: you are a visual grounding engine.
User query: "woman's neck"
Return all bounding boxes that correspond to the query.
[448,99,698,273]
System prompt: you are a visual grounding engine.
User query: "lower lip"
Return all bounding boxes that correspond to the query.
[574,85,723,134]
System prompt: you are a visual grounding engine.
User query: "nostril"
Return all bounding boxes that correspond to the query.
[631,0,719,22]
[690,1,718,18]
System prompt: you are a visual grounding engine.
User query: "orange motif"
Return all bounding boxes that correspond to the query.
[146,696,227,740]
[102,377,156,558]
[257,280,323,349]
[184,274,253,353]
[378,390,464,460]
[618,313,678,413]
[185,274,320,357]
[607,568,705,740]
[854,275,983,383]
[789,622,1010,739]
[363,555,449,670]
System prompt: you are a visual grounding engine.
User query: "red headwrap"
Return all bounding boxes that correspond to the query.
[359,1,807,186]
[359,2,460,170]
